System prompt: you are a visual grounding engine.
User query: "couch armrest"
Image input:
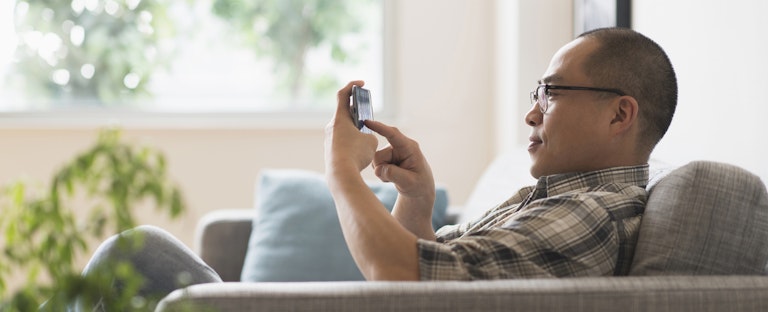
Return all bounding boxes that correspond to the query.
[157,276,768,311]
[195,209,255,282]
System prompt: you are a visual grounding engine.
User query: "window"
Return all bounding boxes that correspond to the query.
[0,0,383,121]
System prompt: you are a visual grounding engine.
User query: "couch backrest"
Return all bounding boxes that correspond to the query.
[629,160,768,275]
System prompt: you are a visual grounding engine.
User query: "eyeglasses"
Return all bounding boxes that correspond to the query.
[530,84,626,113]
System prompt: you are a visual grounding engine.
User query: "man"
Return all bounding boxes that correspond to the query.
[76,27,676,309]
[324,27,676,280]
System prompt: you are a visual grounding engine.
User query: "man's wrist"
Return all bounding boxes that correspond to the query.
[326,163,365,189]
[397,193,435,209]
[393,193,437,241]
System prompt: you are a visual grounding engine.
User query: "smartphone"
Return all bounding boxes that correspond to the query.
[350,85,374,134]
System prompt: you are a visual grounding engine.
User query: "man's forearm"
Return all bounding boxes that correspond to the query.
[392,196,437,241]
[327,167,421,281]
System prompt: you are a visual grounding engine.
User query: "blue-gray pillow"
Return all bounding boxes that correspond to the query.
[240,169,449,282]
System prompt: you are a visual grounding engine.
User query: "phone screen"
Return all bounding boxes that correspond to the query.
[351,86,373,134]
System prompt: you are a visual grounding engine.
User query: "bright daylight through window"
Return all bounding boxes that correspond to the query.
[0,0,383,115]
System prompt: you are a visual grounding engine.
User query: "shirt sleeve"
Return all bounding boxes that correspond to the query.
[417,194,621,280]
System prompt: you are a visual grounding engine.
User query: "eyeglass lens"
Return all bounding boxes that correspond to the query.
[537,86,547,112]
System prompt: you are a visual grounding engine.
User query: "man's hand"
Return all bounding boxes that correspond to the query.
[324,80,378,175]
[366,120,437,240]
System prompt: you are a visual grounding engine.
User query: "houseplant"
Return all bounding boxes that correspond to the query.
[0,129,185,310]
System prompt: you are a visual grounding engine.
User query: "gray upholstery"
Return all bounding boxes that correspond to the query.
[158,160,768,311]
[195,209,254,282]
[630,161,768,275]
[158,276,768,312]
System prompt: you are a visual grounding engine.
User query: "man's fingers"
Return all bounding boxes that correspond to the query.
[376,164,419,190]
[374,163,390,182]
[364,120,394,137]
[375,164,402,183]
[372,146,395,182]
[335,80,365,119]
[373,145,393,166]
[365,120,412,149]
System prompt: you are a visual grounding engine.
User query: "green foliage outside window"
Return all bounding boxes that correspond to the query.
[4,0,379,110]
[211,0,378,104]
[7,0,179,107]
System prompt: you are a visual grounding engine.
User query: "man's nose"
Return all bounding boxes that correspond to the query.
[525,103,542,127]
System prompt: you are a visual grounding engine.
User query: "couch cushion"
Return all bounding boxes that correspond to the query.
[459,148,536,224]
[629,161,768,275]
[240,169,449,282]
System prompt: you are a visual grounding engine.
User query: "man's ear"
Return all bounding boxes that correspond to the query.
[610,96,639,134]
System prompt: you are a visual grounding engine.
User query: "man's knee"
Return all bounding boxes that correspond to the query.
[84,225,166,271]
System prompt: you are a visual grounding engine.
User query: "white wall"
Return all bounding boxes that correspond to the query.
[498,0,768,182]
[495,0,574,153]
[634,0,768,179]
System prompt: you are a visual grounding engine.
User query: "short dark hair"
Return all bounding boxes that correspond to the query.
[578,28,677,154]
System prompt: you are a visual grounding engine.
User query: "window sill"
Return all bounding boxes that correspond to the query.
[0,108,396,130]
[0,111,335,130]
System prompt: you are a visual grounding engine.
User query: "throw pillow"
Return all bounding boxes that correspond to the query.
[240,169,449,282]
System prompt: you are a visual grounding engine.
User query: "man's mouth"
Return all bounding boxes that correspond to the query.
[528,136,543,151]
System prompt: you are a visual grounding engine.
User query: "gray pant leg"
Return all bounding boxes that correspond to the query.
[75,225,222,310]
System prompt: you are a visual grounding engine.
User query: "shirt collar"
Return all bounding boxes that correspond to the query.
[533,165,650,198]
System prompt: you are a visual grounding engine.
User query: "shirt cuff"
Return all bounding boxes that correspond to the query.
[416,238,469,281]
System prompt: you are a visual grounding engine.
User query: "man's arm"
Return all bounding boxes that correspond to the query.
[325,166,421,280]
[368,121,437,241]
[324,81,433,281]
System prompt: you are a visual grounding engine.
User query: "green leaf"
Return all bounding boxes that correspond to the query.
[0,128,187,310]
[11,182,25,205]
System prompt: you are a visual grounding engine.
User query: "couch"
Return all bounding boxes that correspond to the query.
[156,151,768,311]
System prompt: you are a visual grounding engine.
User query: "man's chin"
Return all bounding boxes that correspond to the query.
[529,164,543,179]
[530,159,560,179]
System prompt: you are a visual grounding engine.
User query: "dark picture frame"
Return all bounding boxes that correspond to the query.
[573,0,631,37]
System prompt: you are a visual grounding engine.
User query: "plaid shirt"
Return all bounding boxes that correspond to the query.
[417,165,648,280]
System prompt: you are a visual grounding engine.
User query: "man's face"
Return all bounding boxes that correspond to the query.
[526,38,618,178]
